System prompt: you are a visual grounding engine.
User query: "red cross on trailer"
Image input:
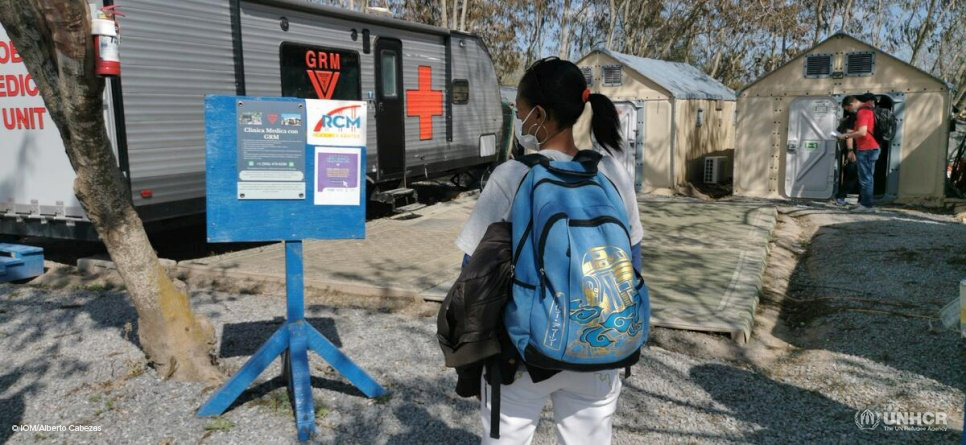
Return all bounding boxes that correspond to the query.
[405,65,443,140]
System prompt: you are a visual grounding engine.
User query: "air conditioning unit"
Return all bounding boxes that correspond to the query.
[704,156,728,184]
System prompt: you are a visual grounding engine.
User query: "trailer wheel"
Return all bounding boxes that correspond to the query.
[478,166,493,192]
[366,180,376,202]
[451,171,475,189]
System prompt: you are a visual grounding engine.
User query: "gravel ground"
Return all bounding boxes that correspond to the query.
[1,202,963,444]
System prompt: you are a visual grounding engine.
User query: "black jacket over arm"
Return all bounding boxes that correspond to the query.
[437,222,517,397]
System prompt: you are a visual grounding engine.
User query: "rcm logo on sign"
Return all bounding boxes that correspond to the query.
[315,106,361,131]
[306,100,367,147]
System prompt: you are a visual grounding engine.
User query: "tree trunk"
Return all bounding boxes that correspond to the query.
[871,0,884,47]
[535,14,545,62]
[955,62,966,112]
[840,0,854,31]
[708,29,725,78]
[525,3,545,68]
[0,0,222,384]
[780,30,788,63]
[559,0,572,59]
[606,0,617,50]
[440,0,448,29]
[451,0,459,29]
[619,0,630,52]
[813,0,824,44]
[909,0,939,66]
[459,0,469,31]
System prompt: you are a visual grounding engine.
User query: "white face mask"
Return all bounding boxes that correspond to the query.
[513,106,545,153]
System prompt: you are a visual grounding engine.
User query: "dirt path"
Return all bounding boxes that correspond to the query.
[653,203,964,442]
[1,202,962,444]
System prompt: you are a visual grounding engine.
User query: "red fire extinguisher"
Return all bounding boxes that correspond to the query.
[91,5,122,77]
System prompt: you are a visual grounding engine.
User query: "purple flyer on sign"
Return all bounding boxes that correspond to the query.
[314,147,361,206]
[317,152,359,191]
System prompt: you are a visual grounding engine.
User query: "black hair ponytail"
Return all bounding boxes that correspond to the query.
[588,93,623,154]
[518,57,623,154]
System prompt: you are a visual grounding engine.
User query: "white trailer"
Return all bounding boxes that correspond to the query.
[0,0,503,239]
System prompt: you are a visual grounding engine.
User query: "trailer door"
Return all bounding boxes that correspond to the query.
[784,97,836,199]
[375,38,405,178]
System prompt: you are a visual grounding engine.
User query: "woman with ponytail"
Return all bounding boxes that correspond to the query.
[454,57,643,444]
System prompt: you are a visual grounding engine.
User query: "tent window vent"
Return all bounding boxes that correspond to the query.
[581,67,593,86]
[602,65,622,86]
[804,54,832,78]
[846,52,875,77]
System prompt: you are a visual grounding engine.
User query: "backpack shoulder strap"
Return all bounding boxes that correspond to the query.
[516,154,549,169]
[572,149,604,166]
[516,150,603,171]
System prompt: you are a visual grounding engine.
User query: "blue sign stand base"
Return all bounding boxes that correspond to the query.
[197,241,386,441]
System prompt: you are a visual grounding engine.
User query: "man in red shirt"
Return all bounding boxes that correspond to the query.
[838,93,879,211]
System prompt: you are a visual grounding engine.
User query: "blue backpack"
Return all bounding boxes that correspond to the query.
[506,151,649,371]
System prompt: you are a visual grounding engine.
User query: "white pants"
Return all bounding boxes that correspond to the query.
[480,367,622,445]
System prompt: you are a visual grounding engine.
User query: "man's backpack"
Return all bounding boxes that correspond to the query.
[872,106,897,145]
[507,150,649,371]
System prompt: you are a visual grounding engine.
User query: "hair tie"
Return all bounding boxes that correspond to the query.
[582,88,591,103]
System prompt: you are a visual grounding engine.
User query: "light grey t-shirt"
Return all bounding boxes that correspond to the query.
[455,149,644,256]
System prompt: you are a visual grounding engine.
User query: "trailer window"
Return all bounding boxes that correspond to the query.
[380,50,398,98]
[452,79,469,104]
[280,42,361,100]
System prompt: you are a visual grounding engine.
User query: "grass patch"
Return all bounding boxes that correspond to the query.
[93,396,117,416]
[315,399,330,420]
[252,388,293,416]
[252,388,332,421]
[77,282,116,292]
[204,417,235,433]
[238,282,263,295]
[126,359,147,379]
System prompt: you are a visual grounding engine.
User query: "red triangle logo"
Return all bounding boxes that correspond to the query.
[267,113,278,125]
[306,70,341,99]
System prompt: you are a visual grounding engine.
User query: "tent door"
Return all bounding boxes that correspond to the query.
[784,97,837,199]
[879,93,904,199]
[831,92,904,200]
[612,101,644,192]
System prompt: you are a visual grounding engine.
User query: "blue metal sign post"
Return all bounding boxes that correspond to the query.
[197,96,384,442]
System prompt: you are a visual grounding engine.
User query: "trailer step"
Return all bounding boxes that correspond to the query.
[372,187,419,212]
[394,203,427,214]
[374,187,416,199]
[0,243,44,282]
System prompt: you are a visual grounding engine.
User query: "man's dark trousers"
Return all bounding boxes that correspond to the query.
[857,149,880,207]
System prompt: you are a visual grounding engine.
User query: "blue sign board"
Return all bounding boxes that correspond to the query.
[205,95,365,242]
[200,96,384,442]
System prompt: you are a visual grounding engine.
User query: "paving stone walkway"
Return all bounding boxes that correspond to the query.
[179,196,777,340]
